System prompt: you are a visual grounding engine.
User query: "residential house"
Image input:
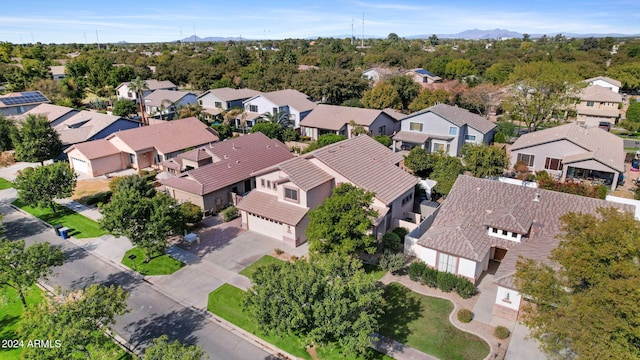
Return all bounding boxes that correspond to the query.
[404,175,634,320]
[196,87,261,121]
[159,132,294,213]
[115,79,177,102]
[65,117,219,177]
[0,91,50,116]
[363,67,396,84]
[299,104,401,140]
[243,89,317,129]
[406,68,442,85]
[585,76,621,93]
[50,65,66,80]
[236,135,418,247]
[143,89,197,120]
[510,123,624,190]
[12,103,78,126]
[576,85,622,126]
[392,104,496,156]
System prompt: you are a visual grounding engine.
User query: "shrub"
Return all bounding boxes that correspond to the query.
[457,309,474,323]
[274,248,284,255]
[437,271,457,292]
[180,202,203,224]
[374,135,392,147]
[221,206,239,222]
[494,326,511,339]
[378,251,406,274]
[392,227,409,239]
[80,191,112,206]
[493,132,506,143]
[455,277,477,299]
[422,266,438,288]
[408,261,426,281]
[381,232,402,252]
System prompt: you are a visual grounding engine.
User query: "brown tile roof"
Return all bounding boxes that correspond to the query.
[310,135,417,205]
[160,132,293,195]
[66,139,120,159]
[579,85,622,103]
[108,117,219,154]
[236,191,308,225]
[585,76,621,88]
[300,104,394,130]
[179,147,213,162]
[276,157,334,191]
[144,79,176,90]
[402,103,496,134]
[483,204,533,234]
[144,90,193,107]
[416,175,634,287]
[257,89,317,112]
[577,106,620,118]
[510,123,624,173]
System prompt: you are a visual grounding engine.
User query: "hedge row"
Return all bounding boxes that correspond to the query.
[408,261,476,299]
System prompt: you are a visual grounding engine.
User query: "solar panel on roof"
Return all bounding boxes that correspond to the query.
[0,92,48,106]
[415,69,435,76]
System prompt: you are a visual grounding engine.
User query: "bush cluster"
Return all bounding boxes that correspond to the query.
[81,191,112,206]
[494,325,511,339]
[378,250,406,274]
[221,205,239,222]
[457,309,474,323]
[407,261,477,299]
[381,232,402,252]
[537,177,608,199]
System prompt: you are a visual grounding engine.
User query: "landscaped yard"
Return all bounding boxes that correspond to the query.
[0,285,44,360]
[363,263,387,281]
[121,247,185,276]
[11,199,107,239]
[239,255,283,279]
[0,177,13,189]
[207,284,392,360]
[379,282,490,360]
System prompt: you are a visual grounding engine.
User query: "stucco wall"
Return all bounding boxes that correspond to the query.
[458,257,478,280]
[89,153,127,177]
[495,286,523,311]
[510,139,586,172]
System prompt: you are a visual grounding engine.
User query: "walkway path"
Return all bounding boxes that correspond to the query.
[373,334,437,360]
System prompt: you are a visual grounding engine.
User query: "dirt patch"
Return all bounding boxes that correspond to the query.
[306,344,319,360]
[72,179,111,199]
[0,151,16,168]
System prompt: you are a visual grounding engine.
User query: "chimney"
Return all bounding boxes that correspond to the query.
[533,192,540,202]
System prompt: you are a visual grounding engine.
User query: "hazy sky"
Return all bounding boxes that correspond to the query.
[1,0,639,43]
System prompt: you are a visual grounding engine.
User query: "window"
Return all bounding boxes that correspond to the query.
[492,227,498,234]
[129,153,136,165]
[511,232,518,238]
[516,153,535,167]
[284,188,298,201]
[545,157,563,171]
[409,122,423,131]
[266,180,271,188]
[249,105,258,112]
[272,107,278,114]
[289,114,296,121]
[586,101,595,107]
[155,154,163,163]
[261,179,265,187]
[214,101,222,108]
[378,125,386,135]
[198,100,203,105]
[272,182,277,190]
[464,134,476,142]
[127,91,133,98]
[438,253,457,274]
[433,143,444,152]
[449,127,458,136]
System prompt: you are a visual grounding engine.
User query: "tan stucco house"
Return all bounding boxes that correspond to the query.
[576,85,622,126]
[299,104,401,140]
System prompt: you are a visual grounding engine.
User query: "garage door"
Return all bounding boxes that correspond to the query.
[71,157,88,174]
[247,214,283,241]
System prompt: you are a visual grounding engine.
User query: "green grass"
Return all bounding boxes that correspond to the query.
[379,283,490,360]
[0,285,44,360]
[207,284,391,360]
[0,177,12,189]
[122,247,185,276]
[363,263,387,281]
[239,255,284,279]
[11,199,107,239]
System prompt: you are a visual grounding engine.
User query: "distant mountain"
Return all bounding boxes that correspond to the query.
[178,35,247,43]
[409,29,640,40]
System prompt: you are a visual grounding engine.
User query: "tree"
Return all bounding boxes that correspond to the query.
[374,135,392,147]
[111,98,138,118]
[408,88,450,112]
[261,111,292,128]
[607,63,640,91]
[504,61,583,132]
[18,284,129,359]
[349,120,370,136]
[515,208,640,359]
[10,114,63,164]
[362,82,402,110]
[0,114,16,151]
[302,134,347,154]
[430,155,465,196]
[403,147,436,178]
[0,239,65,308]
[625,101,640,122]
[178,102,203,119]
[458,83,501,117]
[484,63,515,84]
[129,76,148,125]
[445,59,477,80]
[429,34,439,46]
[100,175,183,262]
[250,122,283,141]
[244,254,384,356]
[14,162,78,214]
[307,184,378,256]
[460,144,509,178]
[179,202,203,225]
[387,75,421,110]
[144,335,208,360]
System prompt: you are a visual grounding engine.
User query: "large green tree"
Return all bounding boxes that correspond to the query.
[445,59,477,80]
[14,162,78,214]
[0,239,65,308]
[408,88,450,112]
[10,114,63,164]
[386,75,421,110]
[306,183,378,256]
[504,61,583,132]
[460,143,509,178]
[362,82,402,110]
[111,98,138,118]
[403,147,436,178]
[515,208,640,359]
[100,175,183,262]
[0,114,16,151]
[244,254,384,356]
[430,154,465,196]
[18,284,129,359]
[144,335,208,360]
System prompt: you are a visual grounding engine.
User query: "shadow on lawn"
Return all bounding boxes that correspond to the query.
[0,314,19,337]
[379,283,423,344]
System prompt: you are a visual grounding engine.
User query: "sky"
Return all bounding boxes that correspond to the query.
[1,0,639,44]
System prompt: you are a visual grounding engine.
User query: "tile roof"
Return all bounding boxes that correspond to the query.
[510,123,624,173]
[54,111,139,145]
[580,85,623,102]
[299,104,393,130]
[49,65,66,76]
[276,157,334,191]
[66,139,121,159]
[160,132,294,195]
[236,191,308,225]
[585,76,621,88]
[416,175,634,288]
[309,135,417,205]
[577,106,620,118]
[143,90,193,107]
[403,104,496,134]
[108,117,219,154]
[255,89,317,112]
[383,108,407,121]
[144,79,177,90]
[15,103,77,122]
[198,87,261,102]
[392,131,454,143]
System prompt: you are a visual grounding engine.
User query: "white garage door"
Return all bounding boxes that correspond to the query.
[71,158,88,174]
[247,214,283,241]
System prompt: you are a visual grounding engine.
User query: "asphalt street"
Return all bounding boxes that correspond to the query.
[0,202,275,360]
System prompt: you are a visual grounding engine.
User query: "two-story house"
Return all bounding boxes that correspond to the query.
[392,104,496,156]
[115,79,177,103]
[242,89,317,130]
[236,135,418,247]
[143,90,198,120]
[197,87,261,121]
[299,104,402,140]
[585,76,621,93]
[576,85,622,127]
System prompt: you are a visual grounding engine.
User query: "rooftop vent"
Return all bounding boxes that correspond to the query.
[533,192,540,202]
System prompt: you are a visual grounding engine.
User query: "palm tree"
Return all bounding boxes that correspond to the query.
[178,103,203,120]
[157,99,173,120]
[260,111,293,128]
[129,77,148,125]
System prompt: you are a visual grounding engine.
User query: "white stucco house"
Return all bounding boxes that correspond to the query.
[242,89,317,129]
[115,79,177,103]
[585,76,621,94]
[196,87,261,121]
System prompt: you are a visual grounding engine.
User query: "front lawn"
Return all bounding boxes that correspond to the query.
[121,247,185,276]
[0,286,44,360]
[379,282,490,360]
[363,263,387,281]
[239,255,284,279]
[11,199,107,239]
[0,177,12,189]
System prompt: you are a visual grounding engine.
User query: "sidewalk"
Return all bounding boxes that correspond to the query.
[55,198,102,222]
